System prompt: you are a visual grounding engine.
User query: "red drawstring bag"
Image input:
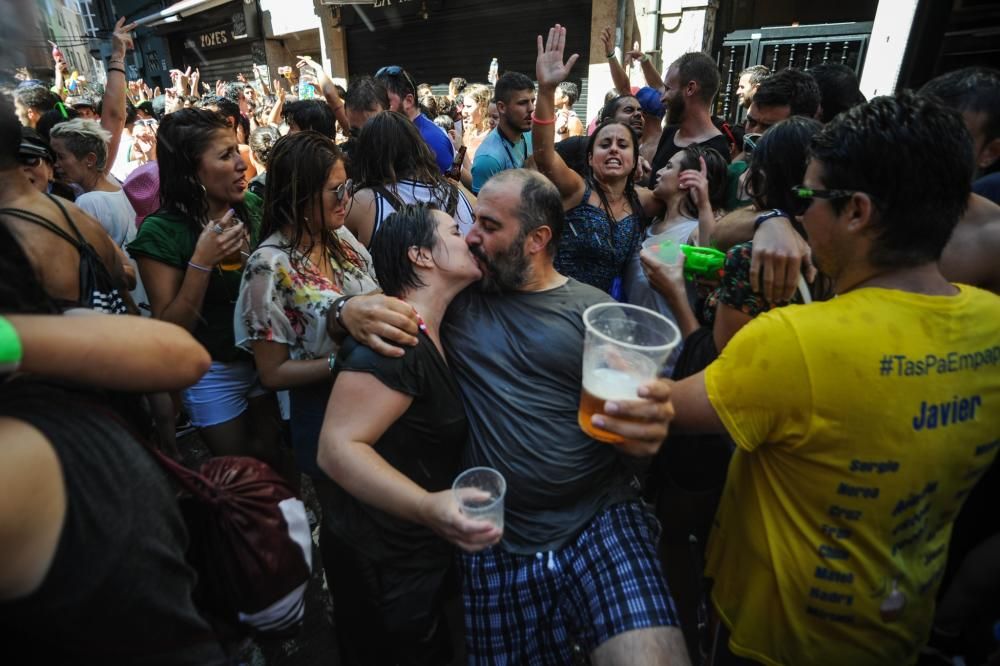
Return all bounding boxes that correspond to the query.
[153,452,312,636]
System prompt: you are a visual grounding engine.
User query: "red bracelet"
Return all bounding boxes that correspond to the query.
[531,113,555,126]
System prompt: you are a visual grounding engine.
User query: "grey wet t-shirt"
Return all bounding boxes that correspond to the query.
[443,279,639,554]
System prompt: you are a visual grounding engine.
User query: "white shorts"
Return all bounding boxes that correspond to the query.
[182,360,269,428]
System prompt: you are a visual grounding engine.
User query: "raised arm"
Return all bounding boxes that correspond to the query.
[101,17,137,177]
[600,27,632,95]
[533,24,586,204]
[297,56,351,135]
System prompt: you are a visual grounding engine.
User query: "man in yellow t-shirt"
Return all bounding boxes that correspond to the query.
[671,92,1000,665]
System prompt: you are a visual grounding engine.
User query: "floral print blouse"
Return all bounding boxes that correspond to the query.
[703,241,804,325]
[235,228,379,360]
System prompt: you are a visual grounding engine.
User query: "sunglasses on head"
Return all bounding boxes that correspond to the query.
[375,65,417,98]
[135,118,158,127]
[789,186,862,216]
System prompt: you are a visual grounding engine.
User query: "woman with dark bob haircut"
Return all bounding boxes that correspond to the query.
[318,203,499,665]
[346,111,475,249]
[129,107,283,464]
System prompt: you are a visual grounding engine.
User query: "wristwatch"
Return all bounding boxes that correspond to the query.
[753,209,789,232]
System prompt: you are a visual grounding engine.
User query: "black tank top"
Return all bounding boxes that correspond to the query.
[0,381,227,665]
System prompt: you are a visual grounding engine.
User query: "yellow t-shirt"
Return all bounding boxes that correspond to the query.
[704,284,1000,666]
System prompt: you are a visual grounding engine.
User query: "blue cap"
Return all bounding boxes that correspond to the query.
[636,86,665,118]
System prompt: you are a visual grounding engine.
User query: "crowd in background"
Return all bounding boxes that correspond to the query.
[2,14,1000,666]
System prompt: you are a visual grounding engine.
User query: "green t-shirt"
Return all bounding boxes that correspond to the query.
[129,192,263,362]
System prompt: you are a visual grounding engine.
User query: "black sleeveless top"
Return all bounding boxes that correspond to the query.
[0,381,226,665]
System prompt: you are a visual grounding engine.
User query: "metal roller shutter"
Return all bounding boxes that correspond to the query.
[182,41,260,85]
[343,0,592,118]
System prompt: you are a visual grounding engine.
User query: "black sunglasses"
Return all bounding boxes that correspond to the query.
[375,65,417,98]
[789,186,861,216]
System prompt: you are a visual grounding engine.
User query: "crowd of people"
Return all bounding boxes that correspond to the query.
[2,14,999,666]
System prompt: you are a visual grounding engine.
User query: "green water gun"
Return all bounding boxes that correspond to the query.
[647,240,726,281]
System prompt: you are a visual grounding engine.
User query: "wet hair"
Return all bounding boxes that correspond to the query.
[0,93,21,169]
[745,116,823,212]
[487,169,565,254]
[753,68,821,118]
[738,64,770,87]
[808,63,866,123]
[557,81,579,105]
[283,99,336,138]
[14,84,58,113]
[259,131,367,277]
[672,52,721,105]
[353,111,451,202]
[494,71,534,106]
[344,75,389,113]
[49,118,113,170]
[36,105,79,142]
[249,125,280,166]
[157,107,246,226]
[369,202,439,297]
[585,119,643,224]
[919,67,1000,147]
[809,91,973,268]
[671,145,729,216]
[598,95,640,123]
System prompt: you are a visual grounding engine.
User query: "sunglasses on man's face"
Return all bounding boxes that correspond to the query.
[788,186,862,216]
[135,118,158,127]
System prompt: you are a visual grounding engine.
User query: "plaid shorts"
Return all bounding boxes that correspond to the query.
[460,500,680,665]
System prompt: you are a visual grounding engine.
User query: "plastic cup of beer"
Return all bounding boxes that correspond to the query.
[452,467,505,531]
[579,303,681,444]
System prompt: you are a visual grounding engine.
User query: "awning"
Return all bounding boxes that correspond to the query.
[131,0,235,28]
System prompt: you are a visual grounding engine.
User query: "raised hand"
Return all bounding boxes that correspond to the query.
[189,68,200,95]
[600,26,615,57]
[110,17,136,59]
[215,79,225,97]
[535,24,579,89]
[678,156,710,209]
[624,41,644,67]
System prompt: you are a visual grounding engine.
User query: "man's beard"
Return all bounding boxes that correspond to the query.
[470,238,529,293]
[666,94,685,125]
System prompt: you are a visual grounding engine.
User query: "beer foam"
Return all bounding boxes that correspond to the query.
[583,368,644,401]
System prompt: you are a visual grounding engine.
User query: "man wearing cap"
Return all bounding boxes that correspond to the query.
[634,86,666,166]
[67,96,100,121]
[17,127,70,200]
[374,65,454,174]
